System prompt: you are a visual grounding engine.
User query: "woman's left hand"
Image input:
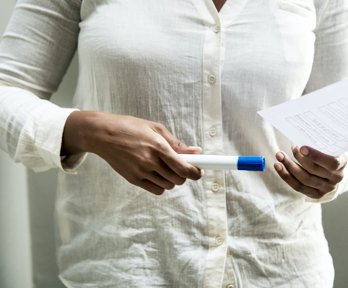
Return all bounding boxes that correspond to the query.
[274,145,347,199]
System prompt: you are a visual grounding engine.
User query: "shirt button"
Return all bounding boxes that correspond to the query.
[226,284,235,288]
[208,74,217,85]
[215,235,224,246]
[213,25,221,33]
[212,182,220,192]
[209,126,217,137]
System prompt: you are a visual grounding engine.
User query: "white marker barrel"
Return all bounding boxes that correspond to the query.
[179,154,265,171]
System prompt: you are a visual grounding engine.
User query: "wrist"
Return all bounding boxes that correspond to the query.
[61,110,101,156]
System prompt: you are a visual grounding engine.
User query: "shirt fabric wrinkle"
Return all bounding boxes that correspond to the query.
[0,0,347,287]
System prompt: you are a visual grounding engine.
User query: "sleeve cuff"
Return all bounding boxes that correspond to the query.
[60,152,88,174]
[33,106,88,173]
[0,84,87,173]
[15,101,87,173]
[305,189,339,204]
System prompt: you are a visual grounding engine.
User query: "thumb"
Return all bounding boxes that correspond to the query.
[164,135,202,154]
[153,123,202,154]
[177,145,202,154]
[164,134,202,154]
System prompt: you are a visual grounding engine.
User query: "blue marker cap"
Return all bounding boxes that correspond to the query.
[237,156,265,171]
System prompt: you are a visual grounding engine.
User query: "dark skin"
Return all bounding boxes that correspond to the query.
[62,0,346,199]
[211,0,346,199]
[61,1,225,196]
[213,0,227,12]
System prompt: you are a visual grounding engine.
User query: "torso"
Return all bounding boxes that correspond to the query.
[60,1,331,286]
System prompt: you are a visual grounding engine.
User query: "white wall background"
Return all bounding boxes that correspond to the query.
[0,2,32,288]
[0,1,73,287]
[0,1,347,288]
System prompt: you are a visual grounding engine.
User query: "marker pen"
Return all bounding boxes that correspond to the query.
[179,154,265,171]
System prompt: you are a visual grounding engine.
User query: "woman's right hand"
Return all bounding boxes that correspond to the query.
[62,111,202,195]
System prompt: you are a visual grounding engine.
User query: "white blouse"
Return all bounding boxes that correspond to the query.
[0,0,348,287]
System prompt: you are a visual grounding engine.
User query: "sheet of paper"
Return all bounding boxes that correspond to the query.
[258,79,348,156]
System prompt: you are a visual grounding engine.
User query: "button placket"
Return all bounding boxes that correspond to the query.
[208,74,217,85]
[191,1,227,287]
[215,235,224,246]
[222,248,239,288]
[212,182,220,193]
[213,24,221,33]
[209,126,217,137]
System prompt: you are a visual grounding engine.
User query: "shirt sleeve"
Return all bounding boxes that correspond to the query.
[304,0,348,203]
[0,0,85,173]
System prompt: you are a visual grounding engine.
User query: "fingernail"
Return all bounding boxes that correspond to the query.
[188,146,203,154]
[188,146,202,150]
[276,152,285,161]
[200,169,205,177]
[300,146,309,156]
[336,155,346,169]
[274,162,283,172]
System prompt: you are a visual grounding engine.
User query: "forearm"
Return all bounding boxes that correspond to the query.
[0,0,82,171]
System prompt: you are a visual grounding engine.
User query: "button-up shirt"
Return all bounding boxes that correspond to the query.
[0,0,348,287]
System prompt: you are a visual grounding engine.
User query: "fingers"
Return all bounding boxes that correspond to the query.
[137,136,200,194]
[291,146,334,181]
[151,125,202,181]
[137,137,201,194]
[160,149,202,181]
[179,146,202,154]
[298,146,346,171]
[142,159,186,191]
[152,122,202,154]
[138,179,165,195]
[128,170,181,195]
[152,123,187,153]
[274,151,336,197]
[146,172,176,191]
[274,145,347,199]
[274,161,324,199]
[292,146,346,184]
[101,116,203,195]
[160,144,203,180]
[154,159,186,186]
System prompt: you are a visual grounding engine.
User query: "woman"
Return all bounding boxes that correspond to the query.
[0,0,347,287]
